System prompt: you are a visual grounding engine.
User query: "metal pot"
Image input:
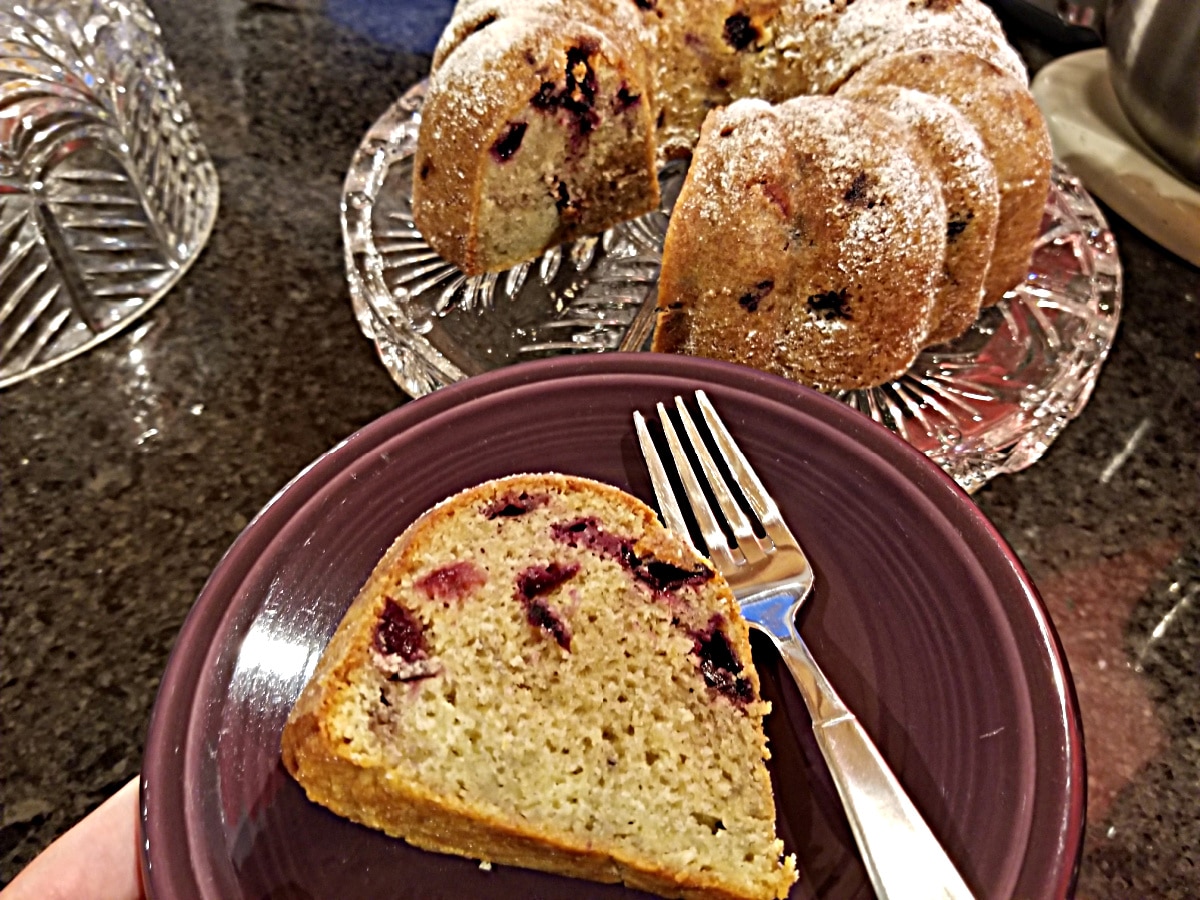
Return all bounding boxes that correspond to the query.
[1105,0,1200,184]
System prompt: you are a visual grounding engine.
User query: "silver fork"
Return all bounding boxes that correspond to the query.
[634,390,976,900]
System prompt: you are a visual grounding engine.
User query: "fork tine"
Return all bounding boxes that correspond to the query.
[633,410,694,548]
[695,390,799,550]
[673,395,769,563]
[653,402,741,572]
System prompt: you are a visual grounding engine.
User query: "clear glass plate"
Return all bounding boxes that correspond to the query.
[342,79,1122,493]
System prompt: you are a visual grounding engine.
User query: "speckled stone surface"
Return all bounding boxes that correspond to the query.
[0,1,1196,896]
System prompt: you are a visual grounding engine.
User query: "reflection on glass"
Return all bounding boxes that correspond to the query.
[0,0,219,387]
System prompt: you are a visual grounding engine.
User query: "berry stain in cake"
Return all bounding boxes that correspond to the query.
[517,561,581,601]
[552,517,626,559]
[376,599,427,660]
[553,179,579,219]
[416,561,488,602]
[517,563,579,650]
[723,14,762,51]
[755,176,792,219]
[946,212,973,242]
[807,288,853,321]
[373,598,438,681]
[738,280,775,312]
[614,83,641,114]
[524,598,573,650]
[483,490,548,519]
[489,121,528,162]
[689,615,755,705]
[531,41,600,145]
[551,518,712,595]
[630,556,713,594]
[842,172,878,209]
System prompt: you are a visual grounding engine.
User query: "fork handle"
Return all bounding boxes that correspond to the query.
[777,636,977,900]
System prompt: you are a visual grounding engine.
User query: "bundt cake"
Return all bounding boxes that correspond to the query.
[281,473,798,900]
[411,0,1053,388]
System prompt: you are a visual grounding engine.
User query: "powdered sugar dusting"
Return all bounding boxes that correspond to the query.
[790,96,943,280]
[421,0,1045,386]
[854,85,995,194]
[774,0,1024,93]
[689,100,778,227]
[429,17,541,125]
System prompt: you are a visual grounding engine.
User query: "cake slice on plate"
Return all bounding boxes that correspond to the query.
[282,473,797,900]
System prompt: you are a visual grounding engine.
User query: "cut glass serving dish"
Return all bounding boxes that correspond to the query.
[0,0,219,388]
[342,80,1122,493]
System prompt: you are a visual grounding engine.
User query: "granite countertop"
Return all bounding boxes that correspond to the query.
[1,1,1196,896]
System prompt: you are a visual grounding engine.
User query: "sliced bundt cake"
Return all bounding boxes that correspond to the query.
[409,0,1054,389]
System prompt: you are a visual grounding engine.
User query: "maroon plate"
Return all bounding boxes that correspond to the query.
[141,353,1084,899]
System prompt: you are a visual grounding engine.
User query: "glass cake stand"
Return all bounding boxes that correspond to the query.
[342,79,1123,493]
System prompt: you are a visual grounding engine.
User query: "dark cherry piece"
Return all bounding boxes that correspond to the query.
[553,179,579,220]
[738,280,775,312]
[628,555,713,593]
[374,598,429,663]
[947,212,974,242]
[483,490,547,519]
[490,122,528,163]
[614,84,641,113]
[530,41,601,144]
[551,517,627,560]
[551,518,712,593]
[807,288,853,321]
[689,615,756,704]
[525,598,573,650]
[723,13,760,51]
[517,562,579,650]
[843,172,877,209]
[517,562,581,600]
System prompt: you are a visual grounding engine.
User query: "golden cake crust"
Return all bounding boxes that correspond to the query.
[838,83,1000,343]
[843,49,1053,304]
[653,97,945,391]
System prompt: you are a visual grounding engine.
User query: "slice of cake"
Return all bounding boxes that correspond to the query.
[281,473,797,900]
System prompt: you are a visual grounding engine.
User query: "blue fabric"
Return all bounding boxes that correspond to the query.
[326,0,456,54]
